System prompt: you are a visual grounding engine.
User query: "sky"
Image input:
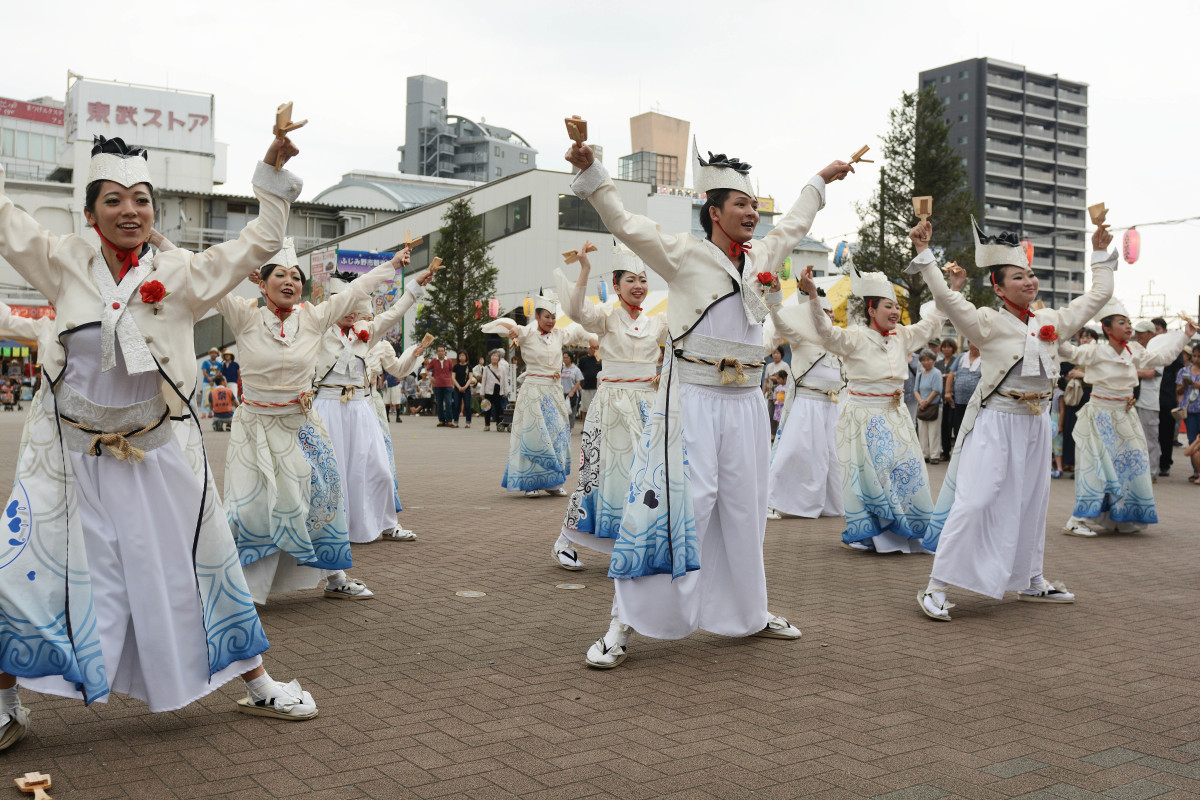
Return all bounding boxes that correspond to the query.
[5,0,1198,321]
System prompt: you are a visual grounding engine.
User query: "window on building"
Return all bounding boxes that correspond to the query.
[14,131,28,159]
[494,146,501,157]
[941,75,950,84]
[519,153,528,164]
[960,113,968,122]
[958,136,968,144]
[959,69,969,79]
[959,92,969,100]
[924,80,935,89]
[482,195,531,242]
[559,193,607,232]
[0,129,13,157]
[494,167,501,177]
[320,222,338,239]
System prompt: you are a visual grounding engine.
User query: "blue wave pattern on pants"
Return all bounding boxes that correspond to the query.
[1072,406,1157,523]
[840,410,933,545]
[197,547,270,675]
[567,394,651,541]
[502,392,571,491]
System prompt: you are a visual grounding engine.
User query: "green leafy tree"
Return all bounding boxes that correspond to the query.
[416,198,497,359]
[852,86,985,321]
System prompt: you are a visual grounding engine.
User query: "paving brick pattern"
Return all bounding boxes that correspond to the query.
[1,410,1199,799]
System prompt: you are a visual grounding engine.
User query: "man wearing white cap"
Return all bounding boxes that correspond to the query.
[1132,320,1162,479]
[566,132,851,667]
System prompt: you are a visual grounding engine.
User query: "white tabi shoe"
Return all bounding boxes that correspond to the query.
[524,490,540,498]
[543,487,568,497]
[841,540,874,552]
[585,620,631,669]
[381,526,417,542]
[754,614,802,640]
[918,584,955,621]
[323,579,375,600]
[1017,577,1075,604]
[1115,521,1147,534]
[236,679,318,721]
[0,704,31,751]
[553,540,584,571]
[765,509,782,520]
[1062,518,1098,538]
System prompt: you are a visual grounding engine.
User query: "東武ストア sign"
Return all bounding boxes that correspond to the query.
[66,78,215,155]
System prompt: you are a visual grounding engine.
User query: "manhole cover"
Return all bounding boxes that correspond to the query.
[455,591,487,598]
[556,583,586,590]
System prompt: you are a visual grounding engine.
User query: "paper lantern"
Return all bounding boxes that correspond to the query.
[597,282,608,302]
[834,241,849,267]
[523,297,534,317]
[474,300,483,319]
[1123,228,1140,265]
[488,298,499,318]
[1020,239,1034,267]
[779,258,792,280]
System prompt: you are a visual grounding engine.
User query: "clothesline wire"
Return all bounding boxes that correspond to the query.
[824,214,1200,246]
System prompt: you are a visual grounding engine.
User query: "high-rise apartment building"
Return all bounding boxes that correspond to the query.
[397,75,537,184]
[920,58,1088,307]
[618,110,689,188]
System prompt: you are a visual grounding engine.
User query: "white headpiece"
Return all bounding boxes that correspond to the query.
[87,136,151,188]
[845,252,896,302]
[972,216,1027,270]
[265,238,299,271]
[534,289,559,314]
[1095,297,1130,323]
[611,244,647,278]
[692,137,755,198]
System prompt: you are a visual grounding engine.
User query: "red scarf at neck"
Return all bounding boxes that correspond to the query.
[93,225,142,281]
[622,299,642,316]
[1002,296,1035,323]
[871,321,896,337]
[1109,337,1132,355]
[713,219,752,259]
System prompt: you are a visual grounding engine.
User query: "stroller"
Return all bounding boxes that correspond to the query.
[0,386,15,411]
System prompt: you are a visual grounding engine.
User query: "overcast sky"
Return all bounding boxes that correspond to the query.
[7,0,1197,321]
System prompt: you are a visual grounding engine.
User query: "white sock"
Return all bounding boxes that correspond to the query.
[554,534,572,551]
[603,618,631,648]
[326,570,348,588]
[0,685,19,713]
[244,673,273,696]
[926,579,948,592]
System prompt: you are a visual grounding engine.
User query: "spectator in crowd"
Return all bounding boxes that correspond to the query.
[1153,317,1185,476]
[560,351,584,428]
[200,346,223,418]
[915,348,943,463]
[480,349,510,431]
[945,340,981,449]
[576,341,602,422]
[452,350,474,428]
[1178,347,1200,483]
[220,349,241,398]
[412,370,434,416]
[934,338,958,459]
[428,345,455,426]
[382,358,405,422]
[399,372,418,417]
[1060,327,1098,473]
[209,373,238,431]
[903,350,921,425]
[762,347,792,441]
[1133,320,1163,479]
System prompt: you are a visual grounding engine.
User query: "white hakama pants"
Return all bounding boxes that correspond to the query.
[767,394,843,518]
[613,384,770,640]
[930,408,1051,599]
[314,396,397,544]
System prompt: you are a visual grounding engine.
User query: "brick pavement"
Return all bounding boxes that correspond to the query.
[1,409,1198,799]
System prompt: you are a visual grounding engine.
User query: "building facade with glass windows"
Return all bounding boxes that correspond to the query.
[919,58,1089,308]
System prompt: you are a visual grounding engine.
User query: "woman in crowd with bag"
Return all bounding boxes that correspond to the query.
[480,349,509,431]
[915,349,943,463]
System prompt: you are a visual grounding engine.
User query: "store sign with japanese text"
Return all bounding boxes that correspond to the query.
[0,97,64,126]
[66,79,215,155]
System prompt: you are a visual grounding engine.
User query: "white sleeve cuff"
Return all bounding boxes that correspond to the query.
[252,161,303,203]
[571,160,610,199]
[764,289,783,305]
[903,247,936,274]
[805,175,827,210]
[1090,248,1118,270]
[404,277,427,301]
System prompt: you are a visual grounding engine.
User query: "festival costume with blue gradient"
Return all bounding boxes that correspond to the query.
[554,252,668,555]
[0,146,300,713]
[569,141,816,647]
[793,260,947,553]
[908,221,1114,616]
[1058,297,1189,536]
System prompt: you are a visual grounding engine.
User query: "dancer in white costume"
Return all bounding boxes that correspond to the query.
[482,297,595,497]
[367,337,427,519]
[0,134,318,753]
[793,259,955,553]
[566,135,851,668]
[907,219,1116,620]
[219,244,417,604]
[764,289,844,520]
[312,264,431,544]
[1060,300,1194,538]
[551,241,668,571]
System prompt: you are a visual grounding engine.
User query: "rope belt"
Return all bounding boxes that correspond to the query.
[525,373,559,379]
[59,408,170,462]
[318,384,366,404]
[676,353,765,386]
[996,389,1051,415]
[849,389,902,409]
[243,391,313,414]
[798,382,840,403]
[1093,393,1136,408]
[602,375,656,383]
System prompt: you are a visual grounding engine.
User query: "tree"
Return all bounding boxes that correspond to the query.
[415,198,498,359]
[852,86,985,321]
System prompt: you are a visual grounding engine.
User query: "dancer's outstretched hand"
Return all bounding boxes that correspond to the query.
[264,134,299,169]
[946,262,968,292]
[818,161,854,183]
[565,142,595,172]
[798,265,818,297]
[1091,224,1112,252]
[909,221,932,253]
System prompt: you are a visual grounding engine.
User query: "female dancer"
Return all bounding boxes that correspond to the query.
[0,133,317,753]
[905,219,1117,619]
[1060,301,1193,537]
[786,260,957,553]
[763,289,844,520]
[551,241,668,572]
[482,295,595,498]
[311,269,431,544]
[367,336,427,526]
[220,245,423,604]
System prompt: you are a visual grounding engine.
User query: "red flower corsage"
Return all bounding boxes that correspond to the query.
[357,329,371,343]
[1038,325,1058,342]
[756,271,775,286]
[139,280,169,314]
